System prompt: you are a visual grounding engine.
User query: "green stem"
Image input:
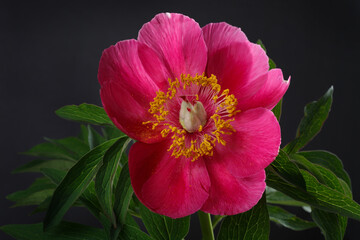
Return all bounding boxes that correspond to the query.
[128,209,142,218]
[198,211,215,240]
[212,215,225,228]
[110,226,121,240]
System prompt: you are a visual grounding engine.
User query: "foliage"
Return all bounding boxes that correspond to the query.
[2,42,359,240]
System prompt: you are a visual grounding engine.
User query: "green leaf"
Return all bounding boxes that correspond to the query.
[0,222,107,240]
[291,154,327,184]
[78,182,103,220]
[87,125,106,150]
[120,151,129,168]
[46,137,90,159]
[118,224,153,240]
[7,178,56,207]
[125,214,139,228]
[339,178,352,198]
[112,152,129,191]
[308,165,345,194]
[313,185,350,240]
[78,125,89,143]
[266,169,314,203]
[22,136,89,162]
[218,194,269,240]
[266,187,307,207]
[298,150,351,188]
[0,223,43,240]
[113,162,134,227]
[41,167,103,221]
[269,58,276,70]
[257,39,267,51]
[266,169,360,221]
[293,157,349,240]
[284,86,333,154]
[267,205,316,231]
[41,168,66,185]
[43,138,119,230]
[272,98,282,121]
[44,221,106,240]
[22,142,76,161]
[270,150,306,189]
[102,126,126,140]
[311,209,345,240]
[13,159,74,173]
[138,202,190,240]
[30,179,99,216]
[95,136,130,225]
[32,197,52,214]
[55,103,114,126]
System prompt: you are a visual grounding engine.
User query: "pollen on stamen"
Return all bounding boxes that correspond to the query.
[161,128,170,137]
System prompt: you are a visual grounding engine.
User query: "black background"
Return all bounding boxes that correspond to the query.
[1,0,360,239]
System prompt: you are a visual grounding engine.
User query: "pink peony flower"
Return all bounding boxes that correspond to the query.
[98,13,290,218]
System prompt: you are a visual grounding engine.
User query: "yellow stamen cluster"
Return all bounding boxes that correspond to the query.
[214,89,241,117]
[210,114,236,145]
[143,73,240,161]
[182,74,221,92]
[147,79,179,122]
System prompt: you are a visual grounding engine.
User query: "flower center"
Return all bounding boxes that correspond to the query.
[143,74,241,161]
[179,100,207,133]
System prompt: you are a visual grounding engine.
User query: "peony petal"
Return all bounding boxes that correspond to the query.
[215,108,281,177]
[98,40,164,143]
[206,42,263,99]
[241,69,290,111]
[98,39,162,88]
[202,22,248,51]
[129,140,210,218]
[201,155,266,215]
[137,43,173,91]
[206,44,269,106]
[138,13,207,79]
[203,23,269,108]
[100,83,163,144]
